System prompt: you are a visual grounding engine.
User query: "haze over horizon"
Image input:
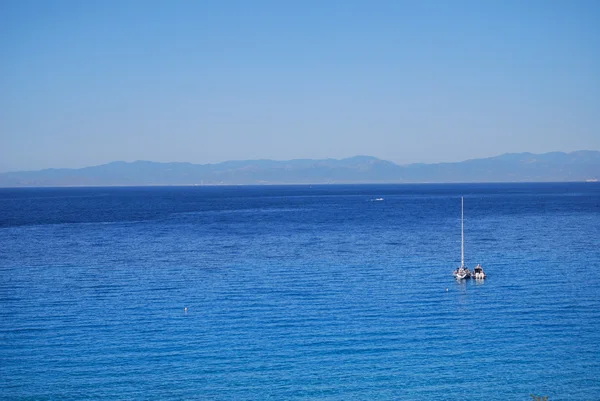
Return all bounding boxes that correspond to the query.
[2,150,599,174]
[2,1,599,173]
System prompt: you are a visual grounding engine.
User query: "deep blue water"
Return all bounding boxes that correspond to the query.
[1,183,599,400]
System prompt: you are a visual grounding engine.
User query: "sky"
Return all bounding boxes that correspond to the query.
[1,0,599,172]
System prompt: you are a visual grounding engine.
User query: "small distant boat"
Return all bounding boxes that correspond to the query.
[453,197,471,280]
[374,198,384,201]
[454,266,470,280]
[473,263,486,280]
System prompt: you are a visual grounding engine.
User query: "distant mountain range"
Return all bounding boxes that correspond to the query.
[1,151,599,187]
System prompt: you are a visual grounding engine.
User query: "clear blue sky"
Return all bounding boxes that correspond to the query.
[1,0,599,172]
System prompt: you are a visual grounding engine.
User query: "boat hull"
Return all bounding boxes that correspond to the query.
[453,269,471,280]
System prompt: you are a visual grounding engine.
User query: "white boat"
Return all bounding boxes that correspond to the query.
[473,263,486,280]
[453,197,471,280]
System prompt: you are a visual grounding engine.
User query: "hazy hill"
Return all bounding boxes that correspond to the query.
[0,151,598,187]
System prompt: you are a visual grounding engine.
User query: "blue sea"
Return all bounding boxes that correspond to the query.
[1,183,599,400]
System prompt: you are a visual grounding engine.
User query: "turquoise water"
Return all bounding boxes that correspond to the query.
[1,183,599,400]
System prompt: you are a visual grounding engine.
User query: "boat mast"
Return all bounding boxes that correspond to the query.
[461,196,464,268]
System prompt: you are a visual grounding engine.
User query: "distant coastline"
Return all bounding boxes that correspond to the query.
[1,151,598,188]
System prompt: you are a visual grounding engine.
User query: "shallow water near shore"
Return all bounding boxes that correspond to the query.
[1,183,599,400]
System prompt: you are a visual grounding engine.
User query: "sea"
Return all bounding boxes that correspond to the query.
[1,183,599,400]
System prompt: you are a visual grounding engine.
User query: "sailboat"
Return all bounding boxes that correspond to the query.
[453,197,471,280]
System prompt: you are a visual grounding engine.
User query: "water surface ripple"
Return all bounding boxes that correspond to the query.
[1,183,599,400]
